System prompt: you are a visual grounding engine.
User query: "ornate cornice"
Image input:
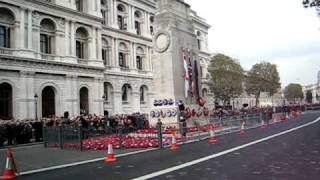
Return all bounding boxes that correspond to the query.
[0,55,104,77]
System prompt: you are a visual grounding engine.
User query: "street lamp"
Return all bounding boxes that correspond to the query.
[34,93,38,120]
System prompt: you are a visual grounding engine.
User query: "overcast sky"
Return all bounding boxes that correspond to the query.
[186,0,320,87]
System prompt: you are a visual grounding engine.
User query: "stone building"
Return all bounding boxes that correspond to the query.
[0,0,211,120]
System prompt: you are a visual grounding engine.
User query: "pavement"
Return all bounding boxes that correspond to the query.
[0,144,143,173]
[11,111,320,180]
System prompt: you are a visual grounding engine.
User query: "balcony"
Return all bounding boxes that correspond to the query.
[0,47,14,55]
[120,67,130,72]
[40,53,55,61]
[78,59,88,65]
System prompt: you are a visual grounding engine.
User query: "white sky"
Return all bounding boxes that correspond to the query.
[186,0,320,87]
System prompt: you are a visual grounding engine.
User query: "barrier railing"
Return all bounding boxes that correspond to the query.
[42,111,303,151]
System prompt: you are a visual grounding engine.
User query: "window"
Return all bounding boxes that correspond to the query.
[75,0,83,12]
[149,16,154,35]
[197,39,201,50]
[40,19,55,56]
[101,10,106,25]
[135,21,141,35]
[150,26,154,35]
[76,41,84,59]
[119,52,126,68]
[140,87,145,102]
[75,27,88,60]
[102,49,110,66]
[0,26,10,48]
[118,15,126,30]
[136,56,142,70]
[40,34,51,54]
[122,84,131,102]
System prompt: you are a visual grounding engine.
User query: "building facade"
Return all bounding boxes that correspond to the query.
[0,0,211,120]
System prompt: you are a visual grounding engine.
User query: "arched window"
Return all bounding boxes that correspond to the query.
[0,8,15,48]
[136,46,145,70]
[80,87,89,115]
[119,42,128,68]
[102,38,111,66]
[117,4,127,30]
[42,86,56,118]
[196,31,202,50]
[134,10,142,35]
[40,19,56,55]
[75,27,89,60]
[103,82,113,103]
[0,82,13,119]
[140,85,148,103]
[149,15,154,35]
[122,84,132,103]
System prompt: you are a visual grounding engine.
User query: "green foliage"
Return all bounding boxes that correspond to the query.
[245,62,281,105]
[284,83,304,102]
[306,90,313,103]
[208,54,244,104]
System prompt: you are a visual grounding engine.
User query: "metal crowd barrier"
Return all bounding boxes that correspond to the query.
[42,112,290,151]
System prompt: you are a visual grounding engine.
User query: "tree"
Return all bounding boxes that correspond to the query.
[302,0,320,8]
[284,83,304,103]
[306,90,313,103]
[245,62,280,106]
[208,54,244,105]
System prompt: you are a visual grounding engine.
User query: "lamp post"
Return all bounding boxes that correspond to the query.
[34,94,38,120]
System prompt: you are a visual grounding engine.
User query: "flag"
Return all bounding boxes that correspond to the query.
[187,50,193,96]
[193,59,200,104]
[182,50,189,98]
[316,6,320,16]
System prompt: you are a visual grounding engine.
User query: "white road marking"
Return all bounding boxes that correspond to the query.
[19,148,157,176]
[131,117,320,180]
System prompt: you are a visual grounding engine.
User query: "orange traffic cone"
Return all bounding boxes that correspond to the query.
[170,134,179,150]
[208,129,217,144]
[239,121,246,135]
[0,149,17,180]
[104,143,116,162]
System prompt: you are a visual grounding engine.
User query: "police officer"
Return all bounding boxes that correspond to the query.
[178,101,187,138]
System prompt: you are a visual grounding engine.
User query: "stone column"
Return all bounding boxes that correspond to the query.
[65,19,70,56]
[19,8,26,49]
[97,28,102,60]
[19,71,36,119]
[114,38,119,67]
[111,37,115,66]
[143,12,149,37]
[70,21,76,57]
[112,0,118,28]
[145,47,150,71]
[148,47,152,71]
[132,90,140,112]
[89,27,96,60]
[128,6,135,33]
[131,42,136,69]
[97,0,101,17]
[27,9,33,50]
[128,6,133,31]
[108,0,113,26]
[71,76,78,117]
[113,91,122,113]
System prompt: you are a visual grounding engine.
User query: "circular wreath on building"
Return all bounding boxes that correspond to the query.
[153,31,171,53]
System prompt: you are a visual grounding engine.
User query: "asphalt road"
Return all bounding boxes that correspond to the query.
[18,112,320,180]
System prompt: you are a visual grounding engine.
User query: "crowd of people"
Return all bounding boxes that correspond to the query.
[0,120,43,147]
[0,104,309,148]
